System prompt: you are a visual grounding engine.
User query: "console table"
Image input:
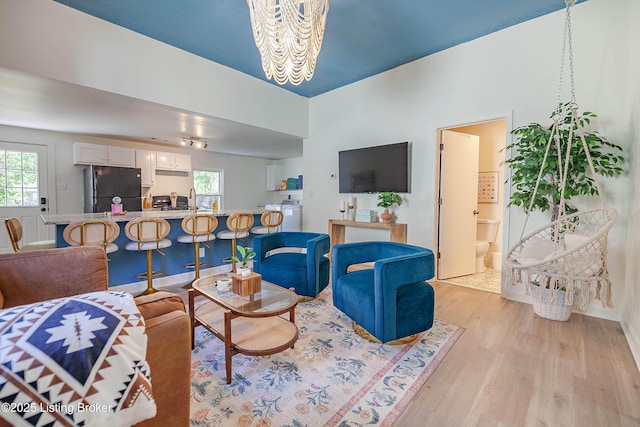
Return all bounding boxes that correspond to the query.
[328,219,407,250]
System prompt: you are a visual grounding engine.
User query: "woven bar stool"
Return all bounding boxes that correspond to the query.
[177,213,218,283]
[216,212,254,272]
[4,217,55,252]
[250,210,283,235]
[124,218,172,295]
[63,219,120,254]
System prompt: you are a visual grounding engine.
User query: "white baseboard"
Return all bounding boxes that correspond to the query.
[621,319,640,373]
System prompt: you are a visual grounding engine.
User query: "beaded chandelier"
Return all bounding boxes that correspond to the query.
[247,0,330,86]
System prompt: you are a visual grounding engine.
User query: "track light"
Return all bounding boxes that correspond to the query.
[181,137,207,149]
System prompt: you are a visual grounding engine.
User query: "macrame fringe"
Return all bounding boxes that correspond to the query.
[507,258,614,313]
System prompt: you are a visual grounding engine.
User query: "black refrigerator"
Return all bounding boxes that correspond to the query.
[84,165,142,213]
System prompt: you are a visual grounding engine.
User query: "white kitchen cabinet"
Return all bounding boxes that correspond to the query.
[174,154,191,171]
[107,146,136,167]
[156,151,191,172]
[135,150,157,187]
[74,143,105,165]
[73,142,135,167]
[155,152,173,170]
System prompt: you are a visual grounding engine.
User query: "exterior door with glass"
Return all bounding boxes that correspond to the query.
[0,141,53,253]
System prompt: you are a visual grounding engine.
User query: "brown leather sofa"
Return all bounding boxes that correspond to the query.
[0,246,191,427]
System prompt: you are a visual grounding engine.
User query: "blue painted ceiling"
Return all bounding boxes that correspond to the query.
[53,0,582,98]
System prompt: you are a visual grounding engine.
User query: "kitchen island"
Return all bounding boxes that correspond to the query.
[42,210,264,288]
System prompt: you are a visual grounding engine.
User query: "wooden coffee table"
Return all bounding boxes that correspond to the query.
[189,274,298,384]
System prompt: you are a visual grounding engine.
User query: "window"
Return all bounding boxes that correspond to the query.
[193,169,223,210]
[0,150,39,207]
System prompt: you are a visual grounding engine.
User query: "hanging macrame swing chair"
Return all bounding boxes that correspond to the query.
[504,0,617,321]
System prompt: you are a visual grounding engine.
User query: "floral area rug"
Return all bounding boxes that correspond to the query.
[190,286,464,427]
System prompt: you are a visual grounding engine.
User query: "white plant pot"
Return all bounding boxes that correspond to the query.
[237,267,251,277]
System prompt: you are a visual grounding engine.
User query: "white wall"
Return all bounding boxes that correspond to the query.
[305,0,635,326]
[0,0,309,139]
[621,0,640,370]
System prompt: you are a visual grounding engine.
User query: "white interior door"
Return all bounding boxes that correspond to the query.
[0,141,52,253]
[437,130,480,279]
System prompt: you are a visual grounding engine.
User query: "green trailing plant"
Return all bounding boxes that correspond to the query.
[505,104,624,221]
[376,192,403,209]
[231,245,256,268]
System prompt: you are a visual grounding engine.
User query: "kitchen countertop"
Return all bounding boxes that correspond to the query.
[41,209,265,225]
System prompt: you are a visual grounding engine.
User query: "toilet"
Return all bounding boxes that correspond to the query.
[476,219,500,273]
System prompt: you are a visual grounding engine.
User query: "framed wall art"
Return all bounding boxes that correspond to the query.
[478,171,499,203]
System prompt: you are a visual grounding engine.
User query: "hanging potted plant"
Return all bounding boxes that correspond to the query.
[232,245,256,277]
[376,192,403,224]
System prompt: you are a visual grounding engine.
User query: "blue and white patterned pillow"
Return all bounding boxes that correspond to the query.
[0,291,156,427]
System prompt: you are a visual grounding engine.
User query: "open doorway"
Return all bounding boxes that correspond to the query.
[435,118,507,294]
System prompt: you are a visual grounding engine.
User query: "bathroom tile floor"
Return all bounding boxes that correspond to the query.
[437,268,501,294]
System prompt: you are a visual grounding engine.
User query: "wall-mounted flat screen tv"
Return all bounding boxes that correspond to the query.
[338,142,410,193]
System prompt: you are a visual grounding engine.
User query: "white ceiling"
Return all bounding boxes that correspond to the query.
[0,67,304,159]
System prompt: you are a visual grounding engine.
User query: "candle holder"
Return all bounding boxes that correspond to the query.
[347,197,356,221]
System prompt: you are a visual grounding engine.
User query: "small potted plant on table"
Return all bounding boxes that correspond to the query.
[232,245,256,277]
[377,192,403,224]
[231,245,261,296]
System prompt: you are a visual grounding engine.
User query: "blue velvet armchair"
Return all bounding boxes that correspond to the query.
[331,241,435,343]
[253,232,330,298]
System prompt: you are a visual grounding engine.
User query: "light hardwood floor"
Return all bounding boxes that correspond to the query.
[166,279,640,426]
[395,282,640,427]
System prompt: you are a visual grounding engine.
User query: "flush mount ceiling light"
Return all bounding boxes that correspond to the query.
[247,0,330,86]
[181,137,208,149]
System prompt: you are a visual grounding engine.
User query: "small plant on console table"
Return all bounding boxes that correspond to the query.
[377,192,403,224]
[232,245,256,276]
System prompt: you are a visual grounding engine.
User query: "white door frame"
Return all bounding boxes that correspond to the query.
[433,112,513,294]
